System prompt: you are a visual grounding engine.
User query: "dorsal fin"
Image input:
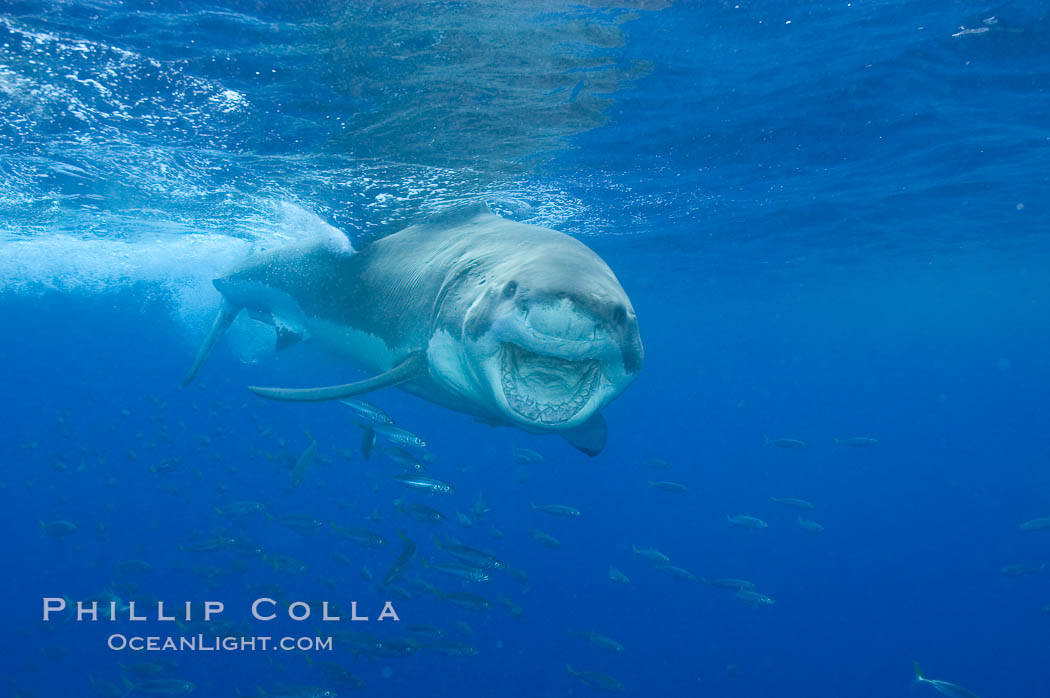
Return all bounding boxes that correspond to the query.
[417,201,494,229]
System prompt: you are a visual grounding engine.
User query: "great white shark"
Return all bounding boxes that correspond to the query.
[183,202,643,455]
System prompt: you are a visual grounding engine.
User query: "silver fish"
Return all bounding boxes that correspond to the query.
[727,514,767,529]
[770,496,814,510]
[373,423,426,448]
[770,437,808,450]
[835,436,878,447]
[391,474,454,494]
[631,545,670,564]
[796,517,825,534]
[655,564,697,582]
[648,480,688,493]
[735,590,775,606]
[425,560,490,583]
[1020,517,1050,531]
[531,503,580,517]
[914,663,981,698]
[702,577,755,591]
[435,539,505,569]
[339,398,393,424]
[290,438,316,489]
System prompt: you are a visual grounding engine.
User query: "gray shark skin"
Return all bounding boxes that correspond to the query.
[183,202,642,456]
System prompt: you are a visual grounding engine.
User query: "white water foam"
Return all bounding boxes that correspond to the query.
[0,200,352,361]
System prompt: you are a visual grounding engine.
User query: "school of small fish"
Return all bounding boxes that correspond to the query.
[22,398,1033,697]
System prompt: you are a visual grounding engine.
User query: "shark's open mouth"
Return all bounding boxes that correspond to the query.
[500,343,599,425]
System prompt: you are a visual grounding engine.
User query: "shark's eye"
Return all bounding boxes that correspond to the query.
[612,305,627,324]
[502,280,518,298]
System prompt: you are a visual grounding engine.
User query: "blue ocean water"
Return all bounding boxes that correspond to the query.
[2,1,1049,696]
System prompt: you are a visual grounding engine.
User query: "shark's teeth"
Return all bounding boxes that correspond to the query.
[500,345,598,425]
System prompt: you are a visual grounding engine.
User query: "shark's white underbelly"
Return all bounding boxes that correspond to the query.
[307,316,404,373]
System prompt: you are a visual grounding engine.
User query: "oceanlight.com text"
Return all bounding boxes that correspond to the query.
[107,634,334,652]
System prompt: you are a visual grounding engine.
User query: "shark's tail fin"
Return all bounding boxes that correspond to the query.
[913,661,926,683]
[181,298,240,387]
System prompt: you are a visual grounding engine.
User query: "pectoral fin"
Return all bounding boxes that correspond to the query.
[181,299,240,387]
[560,412,607,457]
[248,352,426,403]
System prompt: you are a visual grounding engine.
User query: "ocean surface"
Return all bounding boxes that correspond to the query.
[2,1,1049,696]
